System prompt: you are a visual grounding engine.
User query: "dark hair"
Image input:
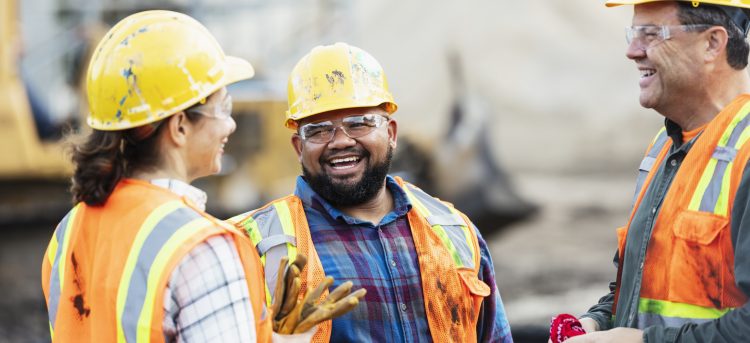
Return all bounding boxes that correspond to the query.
[70,109,203,206]
[676,3,750,70]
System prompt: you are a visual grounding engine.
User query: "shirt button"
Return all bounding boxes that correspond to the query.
[651,207,657,214]
[670,159,678,167]
[640,262,644,269]
[390,260,397,267]
[400,303,407,312]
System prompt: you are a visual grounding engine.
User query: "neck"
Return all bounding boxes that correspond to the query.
[338,185,394,225]
[130,150,190,183]
[662,69,750,131]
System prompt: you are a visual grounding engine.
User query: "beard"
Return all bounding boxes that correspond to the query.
[303,145,393,207]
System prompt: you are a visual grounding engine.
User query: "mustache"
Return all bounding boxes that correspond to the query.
[319,147,369,164]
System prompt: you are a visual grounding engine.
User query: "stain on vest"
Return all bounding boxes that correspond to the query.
[70,253,91,319]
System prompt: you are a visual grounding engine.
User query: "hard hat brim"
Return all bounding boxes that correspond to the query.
[606,0,750,9]
[224,56,255,84]
[605,0,651,6]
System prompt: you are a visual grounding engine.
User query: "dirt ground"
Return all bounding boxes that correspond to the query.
[0,172,635,343]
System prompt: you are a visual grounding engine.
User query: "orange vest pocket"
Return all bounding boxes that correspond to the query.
[665,210,728,307]
[457,267,491,327]
[673,210,726,245]
[457,267,491,297]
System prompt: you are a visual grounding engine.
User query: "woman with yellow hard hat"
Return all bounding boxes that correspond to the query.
[39,10,360,342]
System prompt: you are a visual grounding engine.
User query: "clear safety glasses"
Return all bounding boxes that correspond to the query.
[625,24,712,50]
[188,94,233,119]
[298,114,389,144]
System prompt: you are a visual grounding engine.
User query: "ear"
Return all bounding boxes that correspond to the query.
[704,26,729,63]
[291,133,304,162]
[387,117,398,150]
[166,112,190,147]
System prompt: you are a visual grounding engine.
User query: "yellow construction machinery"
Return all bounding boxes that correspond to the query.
[2,0,536,232]
[0,0,301,224]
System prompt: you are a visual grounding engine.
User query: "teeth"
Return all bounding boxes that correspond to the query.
[641,69,655,77]
[331,157,359,164]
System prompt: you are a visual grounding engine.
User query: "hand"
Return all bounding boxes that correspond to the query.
[564,328,643,343]
[579,317,599,333]
[270,254,367,334]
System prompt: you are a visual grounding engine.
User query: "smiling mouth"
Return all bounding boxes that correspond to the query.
[640,69,656,78]
[328,156,362,169]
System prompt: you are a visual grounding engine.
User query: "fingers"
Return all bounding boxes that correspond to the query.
[291,253,307,271]
[278,276,301,319]
[270,256,289,318]
[328,288,366,318]
[305,276,333,305]
[278,277,318,334]
[321,281,353,306]
[300,276,333,319]
[293,288,366,334]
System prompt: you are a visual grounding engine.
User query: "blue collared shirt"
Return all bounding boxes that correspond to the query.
[294,175,513,342]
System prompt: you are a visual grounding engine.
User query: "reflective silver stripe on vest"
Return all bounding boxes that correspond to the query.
[47,208,78,331]
[404,183,475,270]
[697,113,750,213]
[633,129,669,206]
[251,204,290,303]
[426,213,467,226]
[120,207,200,342]
[636,312,711,329]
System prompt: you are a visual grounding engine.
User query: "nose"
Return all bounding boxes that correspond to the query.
[626,39,646,61]
[327,126,356,149]
[227,116,237,136]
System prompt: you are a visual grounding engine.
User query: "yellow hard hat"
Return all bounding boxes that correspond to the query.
[86,10,254,130]
[606,0,750,8]
[285,42,398,129]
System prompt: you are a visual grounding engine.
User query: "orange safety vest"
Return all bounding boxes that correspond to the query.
[615,95,750,328]
[230,176,491,342]
[41,179,271,342]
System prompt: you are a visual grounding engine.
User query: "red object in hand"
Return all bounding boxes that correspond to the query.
[549,313,586,343]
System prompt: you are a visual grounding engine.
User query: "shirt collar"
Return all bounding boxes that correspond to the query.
[665,118,703,151]
[293,175,412,226]
[150,178,208,211]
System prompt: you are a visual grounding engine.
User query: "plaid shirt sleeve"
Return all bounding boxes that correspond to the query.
[162,234,257,343]
[473,223,514,343]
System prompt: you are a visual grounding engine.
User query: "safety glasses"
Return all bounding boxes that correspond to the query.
[188,94,233,119]
[298,114,389,144]
[625,24,712,50]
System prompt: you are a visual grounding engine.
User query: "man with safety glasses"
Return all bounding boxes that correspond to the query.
[564,1,750,342]
[229,43,512,342]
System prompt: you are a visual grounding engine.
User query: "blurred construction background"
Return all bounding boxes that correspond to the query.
[0,0,664,342]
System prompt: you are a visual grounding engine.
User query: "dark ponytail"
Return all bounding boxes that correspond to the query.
[70,108,205,206]
[69,130,127,206]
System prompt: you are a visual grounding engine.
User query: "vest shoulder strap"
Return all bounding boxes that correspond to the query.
[232,196,301,305]
[632,127,670,206]
[688,102,750,215]
[400,181,480,271]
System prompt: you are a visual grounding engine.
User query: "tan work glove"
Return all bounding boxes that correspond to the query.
[270,254,367,334]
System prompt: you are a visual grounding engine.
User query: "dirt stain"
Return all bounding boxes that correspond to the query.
[325,70,346,88]
[70,253,91,319]
[436,280,446,293]
[73,294,91,318]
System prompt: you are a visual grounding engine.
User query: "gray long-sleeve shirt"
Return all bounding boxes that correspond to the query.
[582,119,750,342]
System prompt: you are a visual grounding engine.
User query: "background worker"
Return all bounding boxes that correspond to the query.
[41,11,356,342]
[567,1,750,342]
[230,42,512,342]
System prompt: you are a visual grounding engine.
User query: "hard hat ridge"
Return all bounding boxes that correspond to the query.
[285,42,398,129]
